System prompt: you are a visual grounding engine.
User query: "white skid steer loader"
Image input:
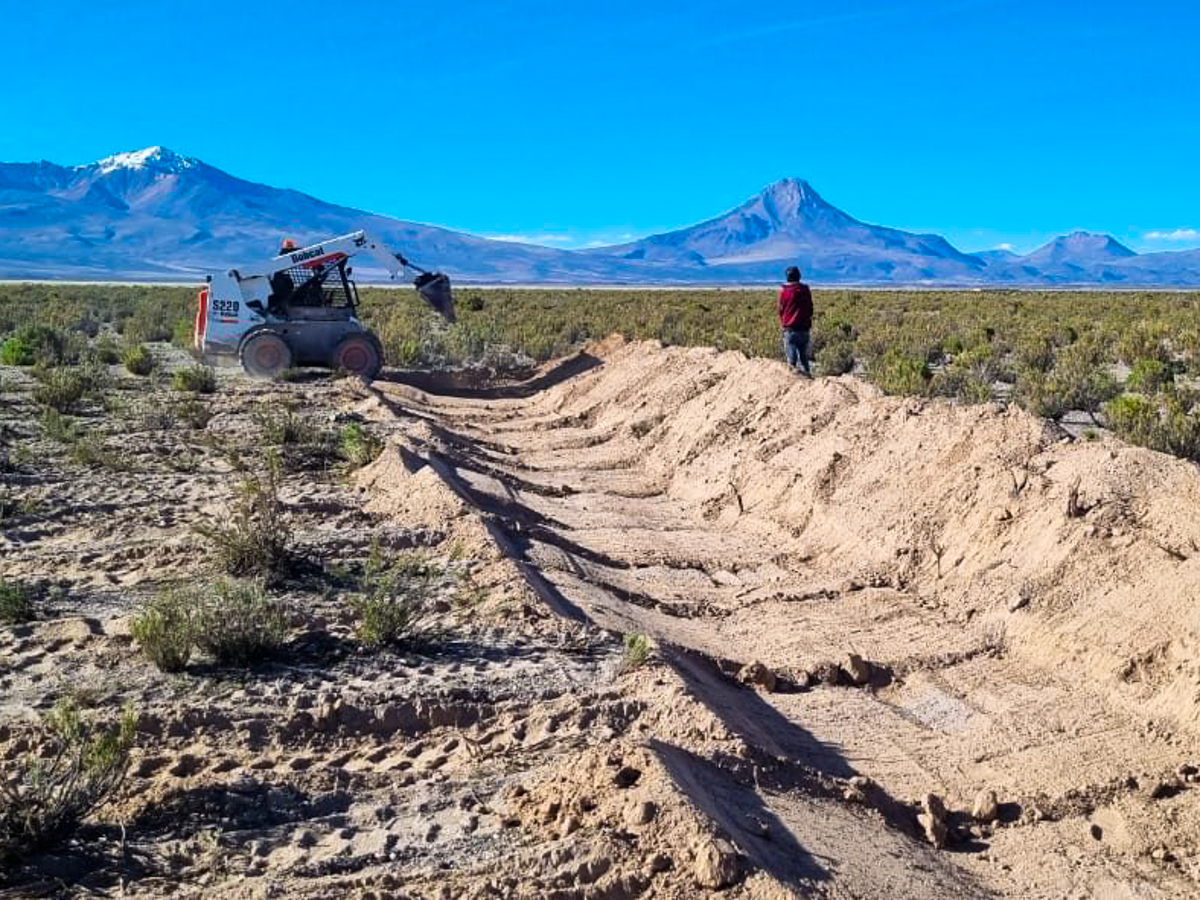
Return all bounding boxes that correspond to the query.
[194,231,454,380]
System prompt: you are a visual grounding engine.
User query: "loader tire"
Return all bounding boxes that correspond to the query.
[240,331,292,379]
[331,333,382,380]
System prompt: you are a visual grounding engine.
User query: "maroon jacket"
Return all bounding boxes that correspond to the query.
[778,282,813,330]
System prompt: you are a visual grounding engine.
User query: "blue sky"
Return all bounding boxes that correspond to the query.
[2,0,1197,253]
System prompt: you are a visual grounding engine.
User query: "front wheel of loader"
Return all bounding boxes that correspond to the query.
[330,333,382,380]
[240,331,292,379]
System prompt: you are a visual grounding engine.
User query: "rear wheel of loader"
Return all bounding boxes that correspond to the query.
[240,332,292,378]
[331,333,382,380]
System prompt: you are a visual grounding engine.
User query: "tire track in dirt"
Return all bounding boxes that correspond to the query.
[361,338,1200,897]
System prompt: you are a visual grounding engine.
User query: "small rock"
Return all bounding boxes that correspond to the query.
[737,661,777,692]
[612,766,641,788]
[972,789,1000,823]
[843,654,872,686]
[1008,593,1029,613]
[692,837,740,890]
[813,661,843,686]
[624,800,657,827]
[292,828,318,848]
[560,815,581,836]
[646,852,672,874]
[918,794,949,849]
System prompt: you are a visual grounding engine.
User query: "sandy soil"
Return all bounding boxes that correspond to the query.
[4,337,1200,898]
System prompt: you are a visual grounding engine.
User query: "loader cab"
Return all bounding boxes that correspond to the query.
[266,255,360,321]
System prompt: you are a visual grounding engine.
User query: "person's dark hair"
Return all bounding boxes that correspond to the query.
[785,266,801,283]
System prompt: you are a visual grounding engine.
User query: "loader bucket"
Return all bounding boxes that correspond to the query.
[414,272,455,323]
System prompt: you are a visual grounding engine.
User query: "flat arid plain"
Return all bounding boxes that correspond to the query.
[5,287,1200,898]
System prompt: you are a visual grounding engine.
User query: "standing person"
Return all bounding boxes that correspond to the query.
[778,265,813,377]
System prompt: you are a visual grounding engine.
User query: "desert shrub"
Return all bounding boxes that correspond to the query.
[870,349,931,396]
[195,456,290,576]
[933,343,1001,404]
[170,318,194,351]
[339,422,383,469]
[32,366,101,413]
[1104,394,1200,459]
[1,325,64,367]
[1117,322,1170,366]
[130,591,194,673]
[1049,340,1120,422]
[69,435,127,471]
[0,698,136,864]
[348,549,441,649]
[173,397,213,430]
[122,343,154,376]
[255,406,317,446]
[620,633,652,672]
[191,579,288,666]
[0,580,34,624]
[1103,395,1158,445]
[40,408,81,443]
[92,333,122,365]
[1018,340,1118,422]
[172,364,217,394]
[255,406,336,468]
[816,338,855,376]
[1126,358,1173,395]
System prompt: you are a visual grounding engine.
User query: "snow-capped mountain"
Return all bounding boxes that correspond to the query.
[0,147,1197,286]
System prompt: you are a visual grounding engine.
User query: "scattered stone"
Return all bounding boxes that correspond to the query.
[692,837,740,890]
[843,654,872,686]
[612,766,641,788]
[292,828,318,848]
[918,794,949,849]
[737,660,777,692]
[646,853,672,874]
[813,661,844,686]
[972,789,1000,823]
[1008,593,1029,613]
[624,800,657,827]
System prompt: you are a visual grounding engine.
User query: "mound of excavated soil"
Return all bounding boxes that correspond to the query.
[362,337,1200,897]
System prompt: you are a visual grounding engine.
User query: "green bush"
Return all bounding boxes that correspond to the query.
[194,456,290,576]
[122,344,154,376]
[1104,395,1159,445]
[1126,358,1173,395]
[348,548,441,649]
[130,591,194,673]
[40,407,81,443]
[339,422,384,469]
[172,364,217,394]
[816,339,855,376]
[173,397,213,430]
[0,698,136,864]
[1,325,63,367]
[32,366,102,413]
[0,580,34,624]
[92,334,122,365]
[255,406,318,446]
[1104,394,1200,460]
[871,349,931,396]
[621,633,653,672]
[192,579,288,666]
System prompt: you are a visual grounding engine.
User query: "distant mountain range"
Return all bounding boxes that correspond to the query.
[1,146,1198,286]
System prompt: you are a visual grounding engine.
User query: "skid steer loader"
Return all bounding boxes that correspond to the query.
[194,231,454,380]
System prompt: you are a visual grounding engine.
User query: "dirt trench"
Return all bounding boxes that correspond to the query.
[358,336,1200,899]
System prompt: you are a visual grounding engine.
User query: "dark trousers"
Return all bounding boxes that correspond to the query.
[782,327,811,374]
